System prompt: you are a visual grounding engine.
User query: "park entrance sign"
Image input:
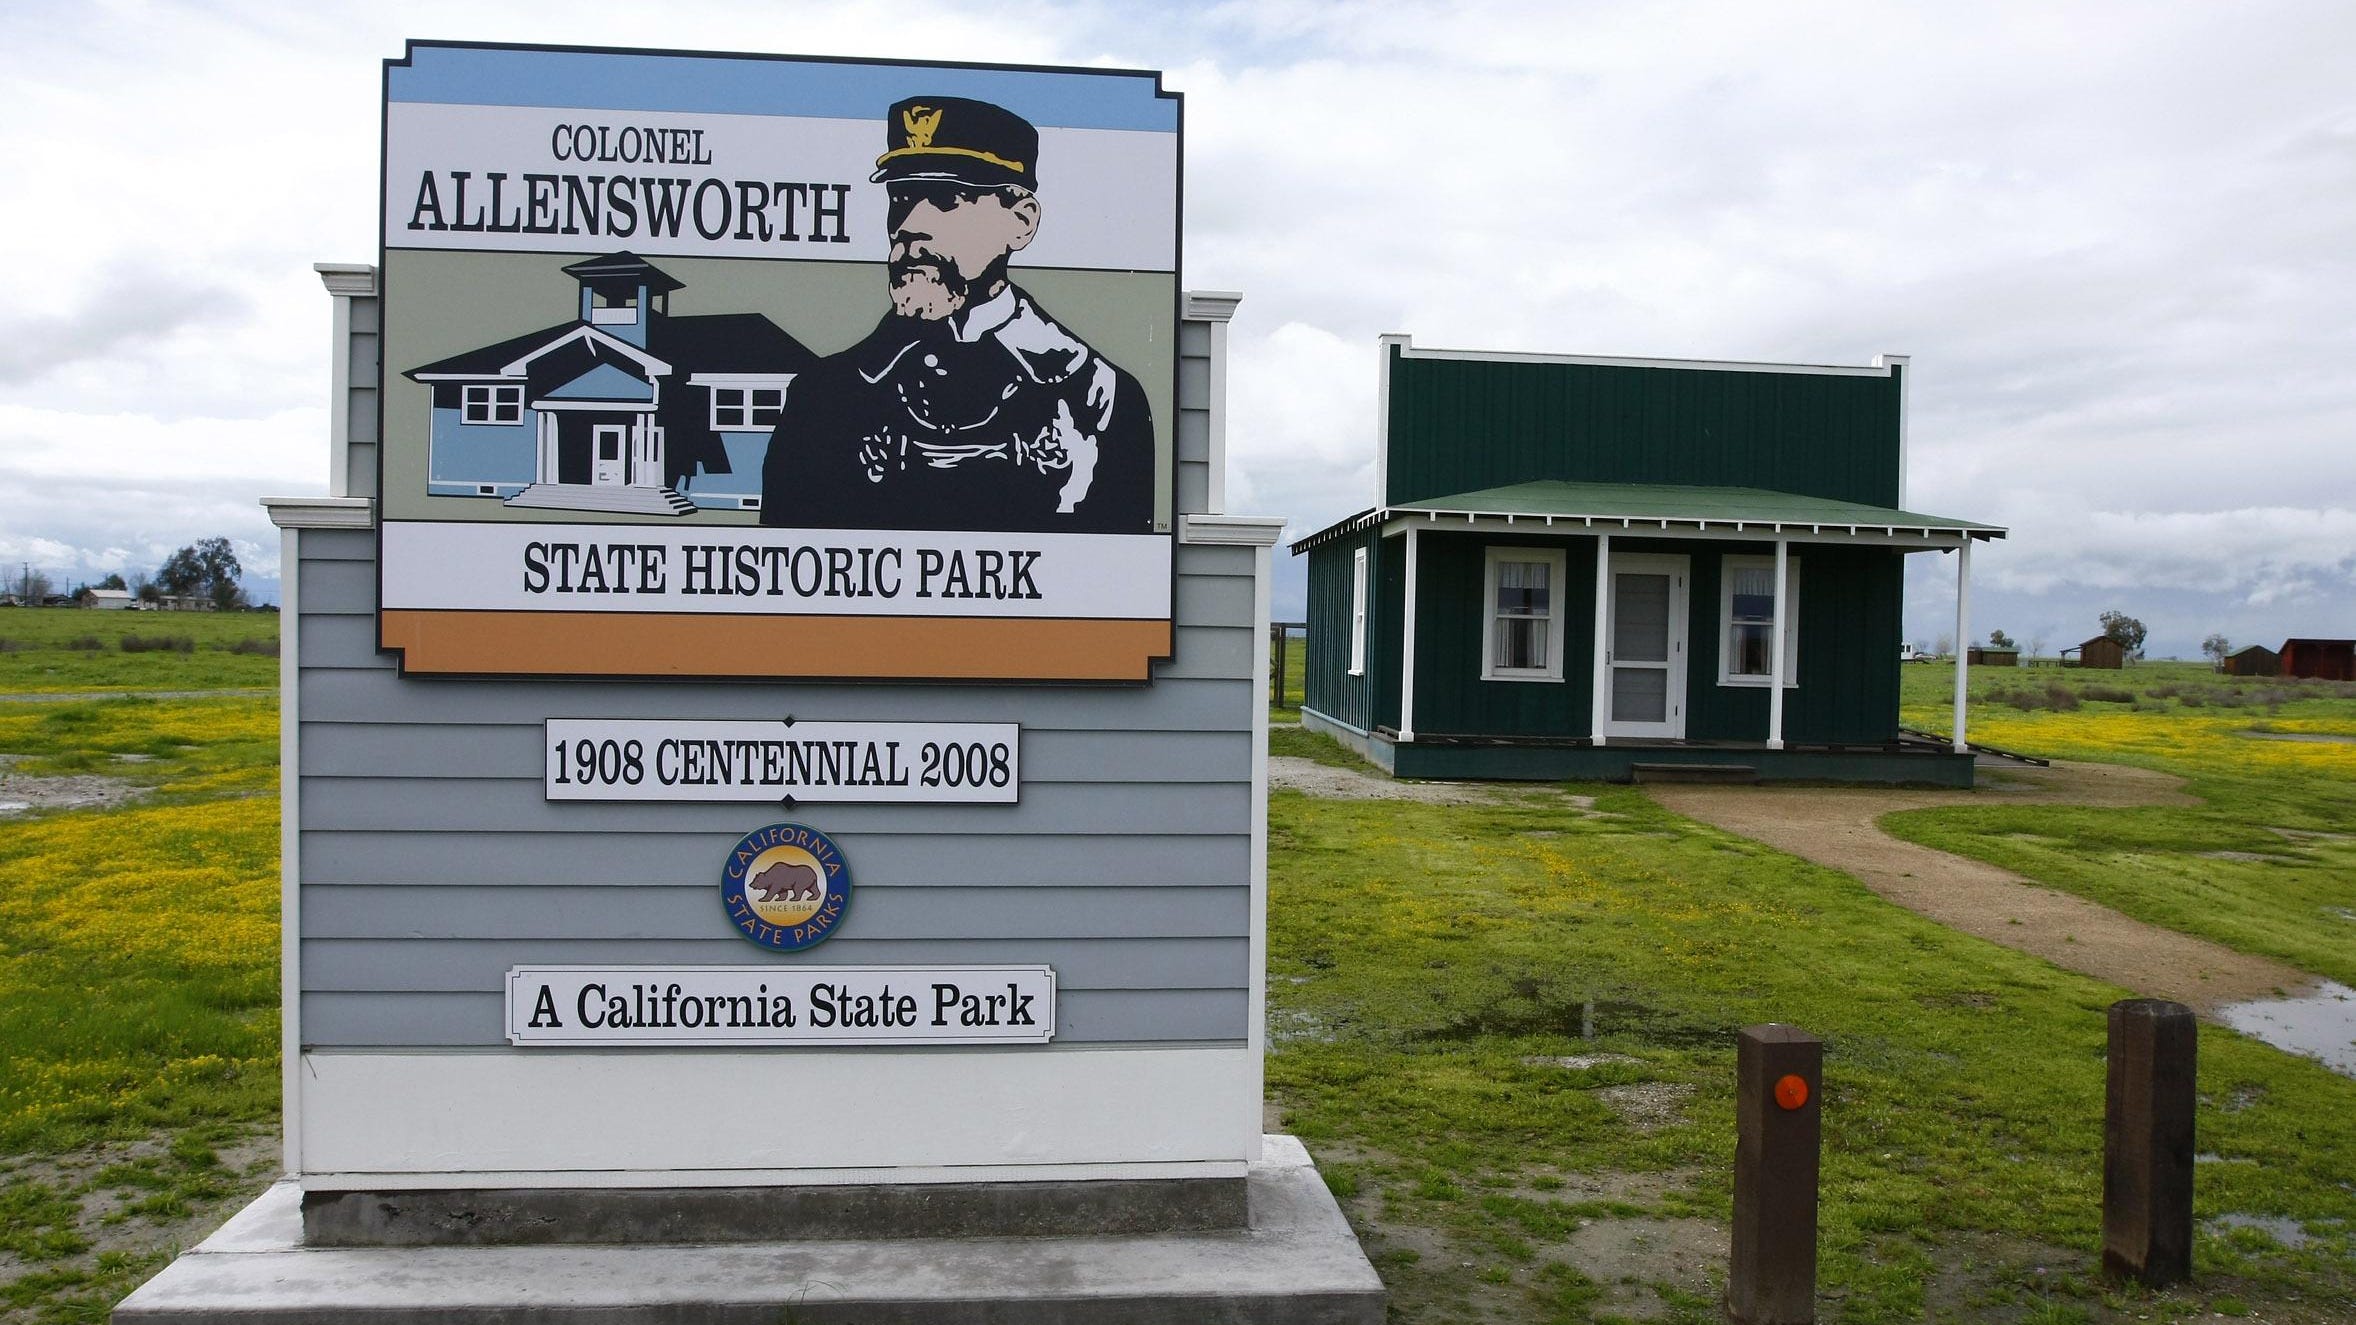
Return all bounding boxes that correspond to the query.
[375,43,1180,681]
[113,39,1387,1325]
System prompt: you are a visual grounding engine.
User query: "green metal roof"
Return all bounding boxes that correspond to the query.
[1292,480,2005,553]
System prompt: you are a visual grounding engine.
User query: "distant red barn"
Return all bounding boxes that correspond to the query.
[2280,638,2355,681]
[2222,645,2279,677]
[2073,636,2126,670]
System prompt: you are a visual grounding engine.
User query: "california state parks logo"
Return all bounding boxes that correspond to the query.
[721,823,850,951]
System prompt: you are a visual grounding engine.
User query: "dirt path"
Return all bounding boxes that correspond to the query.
[1645,761,2318,1014]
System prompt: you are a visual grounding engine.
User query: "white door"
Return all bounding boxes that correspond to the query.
[1603,553,1688,738]
[632,424,665,488]
[592,425,627,486]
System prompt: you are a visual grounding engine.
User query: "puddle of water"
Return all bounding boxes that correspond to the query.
[2206,1212,2312,1249]
[1415,996,1728,1048]
[0,800,28,814]
[1528,1053,1642,1071]
[2217,981,2356,1078]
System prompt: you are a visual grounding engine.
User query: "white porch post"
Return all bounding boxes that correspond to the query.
[1590,532,1611,746]
[1399,525,1420,743]
[1767,537,1788,750]
[1952,539,1972,754]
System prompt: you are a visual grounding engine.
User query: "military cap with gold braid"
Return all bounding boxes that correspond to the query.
[871,96,1040,193]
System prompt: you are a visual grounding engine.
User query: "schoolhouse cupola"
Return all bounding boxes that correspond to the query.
[561,251,684,348]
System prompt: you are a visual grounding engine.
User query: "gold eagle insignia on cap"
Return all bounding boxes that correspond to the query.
[902,105,943,150]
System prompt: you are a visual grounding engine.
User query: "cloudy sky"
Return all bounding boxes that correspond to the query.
[3,0,2351,657]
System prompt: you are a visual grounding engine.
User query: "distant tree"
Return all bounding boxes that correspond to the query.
[2201,633,2232,671]
[14,568,53,604]
[155,547,204,596]
[156,537,244,610]
[1934,633,1954,657]
[130,571,159,605]
[1988,629,2015,649]
[2028,632,2049,666]
[97,572,127,591]
[2098,610,2148,660]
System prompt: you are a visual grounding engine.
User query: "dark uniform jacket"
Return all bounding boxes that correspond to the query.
[760,286,1153,533]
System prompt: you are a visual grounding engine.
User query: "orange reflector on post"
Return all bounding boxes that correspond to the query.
[1774,1073,1810,1111]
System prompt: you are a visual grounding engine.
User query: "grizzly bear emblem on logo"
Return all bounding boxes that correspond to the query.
[749,860,820,904]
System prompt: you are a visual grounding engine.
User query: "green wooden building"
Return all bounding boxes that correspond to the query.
[1292,337,2006,785]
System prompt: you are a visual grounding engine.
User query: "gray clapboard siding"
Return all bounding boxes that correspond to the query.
[305,528,376,561]
[302,989,1248,1047]
[298,559,380,611]
[300,670,1254,731]
[310,881,1253,933]
[345,297,379,500]
[302,832,1248,888]
[1176,320,1212,515]
[303,885,1248,940]
[302,778,1249,836]
[302,723,1250,783]
[297,304,1257,1051]
[304,938,1248,992]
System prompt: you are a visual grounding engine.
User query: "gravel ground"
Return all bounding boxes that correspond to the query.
[1268,755,1604,813]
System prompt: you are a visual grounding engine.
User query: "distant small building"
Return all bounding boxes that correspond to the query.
[2222,644,2279,677]
[80,588,136,610]
[2281,638,2355,682]
[1965,646,2019,667]
[2072,636,2127,670]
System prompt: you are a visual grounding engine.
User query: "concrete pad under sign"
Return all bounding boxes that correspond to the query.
[114,1136,1384,1325]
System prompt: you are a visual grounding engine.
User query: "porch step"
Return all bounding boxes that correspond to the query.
[504,483,697,516]
[1630,762,1759,785]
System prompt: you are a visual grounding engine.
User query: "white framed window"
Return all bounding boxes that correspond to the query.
[1348,547,1368,676]
[461,383,523,425]
[711,386,785,431]
[1719,554,1800,686]
[1482,546,1567,682]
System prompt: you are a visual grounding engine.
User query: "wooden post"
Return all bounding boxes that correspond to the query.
[1270,623,1289,709]
[1729,1024,1821,1325]
[2104,999,2196,1288]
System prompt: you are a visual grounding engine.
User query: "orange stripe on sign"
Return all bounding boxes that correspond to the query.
[379,611,1173,681]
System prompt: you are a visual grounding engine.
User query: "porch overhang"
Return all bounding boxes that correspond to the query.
[1294,480,2005,774]
[1289,480,2006,554]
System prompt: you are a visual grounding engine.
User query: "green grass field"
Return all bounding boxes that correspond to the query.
[0,656,280,1318]
[1890,661,2356,987]
[1268,658,2356,1322]
[0,606,279,693]
[3,626,2352,1321]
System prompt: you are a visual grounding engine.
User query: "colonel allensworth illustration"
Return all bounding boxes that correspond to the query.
[760,97,1155,534]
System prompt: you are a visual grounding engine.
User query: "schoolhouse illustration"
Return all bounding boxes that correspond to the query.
[405,252,815,514]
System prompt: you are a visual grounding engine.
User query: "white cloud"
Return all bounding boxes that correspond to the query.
[3,0,2353,643]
